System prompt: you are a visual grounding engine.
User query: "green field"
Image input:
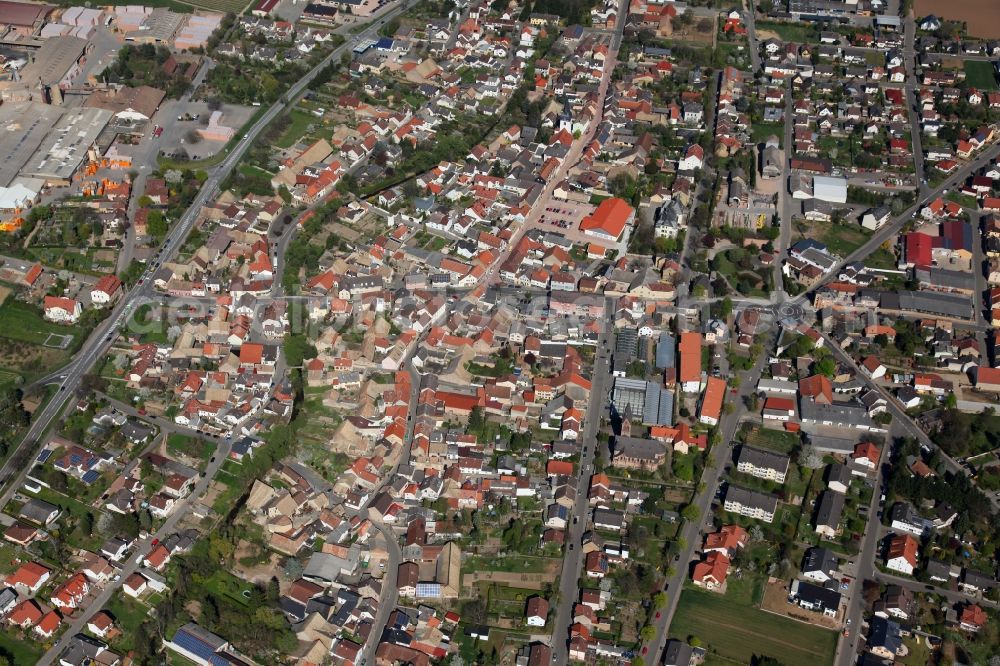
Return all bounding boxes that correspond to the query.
[0,631,44,666]
[104,594,150,652]
[745,426,801,454]
[275,110,316,149]
[0,368,21,388]
[0,300,75,345]
[199,569,254,607]
[671,586,837,666]
[181,0,248,12]
[755,21,816,43]
[964,60,998,91]
[167,433,214,462]
[797,219,870,258]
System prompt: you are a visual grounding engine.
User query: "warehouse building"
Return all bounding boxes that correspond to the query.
[812,175,848,204]
[22,107,112,186]
[0,1,55,37]
[0,102,63,187]
[17,36,88,88]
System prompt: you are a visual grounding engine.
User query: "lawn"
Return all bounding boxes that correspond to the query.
[756,21,815,43]
[945,190,978,209]
[182,0,248,12]
[750,122,782,147]
[464,555,555,574]
[964,60,998,91]
[798,219,870,257]
[0,631,43,665]
[0,368,21,388]
[744,425,801,454]
[105,594,150,651]
[866,247,898,271]
[670,586,837,666]
[199,569,253,607]
[0,300,75,345]
[211,469,243,514]
[275,109,316,149]
[166,433,214,463]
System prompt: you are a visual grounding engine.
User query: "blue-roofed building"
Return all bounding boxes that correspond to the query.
[867,617,904,660]
[416,582,442,598]
[81,470,100,485]
[655,332,676,370]
[36,449,52,463]
[229,437,258,463]
[166,623,229,666]
[642,383,674,426]
[374,37,407,53]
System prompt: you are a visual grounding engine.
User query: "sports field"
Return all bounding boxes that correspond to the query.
[670,586,837,666]
[964,60,998,90]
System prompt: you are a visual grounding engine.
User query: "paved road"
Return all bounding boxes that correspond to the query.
[774,77,794,291]
[482,0,626,288]
[873,569,999,609]
[901,12,928,200]
[795,142,1000,305]
[818,331,1000,513]
[643,340,772,664]
[550,299,615,664]
[119,59,212,273]
[741,0,762,74]
[39,436,232,665]
[833,443,887,666]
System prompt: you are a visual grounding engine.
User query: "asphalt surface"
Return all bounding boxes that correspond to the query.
[795,141,1000,307]
[643,339,773,664]
[833,443,887,666]
[549,299,615,664]
[38,435,233,665]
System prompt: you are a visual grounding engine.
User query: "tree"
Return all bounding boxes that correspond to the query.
[283,334,317,368]
[681,504,700,521]
[751,657,786,666]
[468,406,486,434]
[82,511,95,537]
[640,624,656,641]
[138,508,153,532]
[147,210,168,238]
[720,297,733,319]
[266,576,280,603]
[815,357,836,377]
[653,591,667,609]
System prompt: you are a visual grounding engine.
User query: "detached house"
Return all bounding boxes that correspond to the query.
[885,534,918,575]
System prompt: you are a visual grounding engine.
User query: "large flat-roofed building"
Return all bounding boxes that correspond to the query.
[84,85,166,122]
[812,175,848,204]
[124,7,185,43]
[0,102,63,187]
[0,1,55,36]
[22,107,112,185]
[17,36,88,88]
